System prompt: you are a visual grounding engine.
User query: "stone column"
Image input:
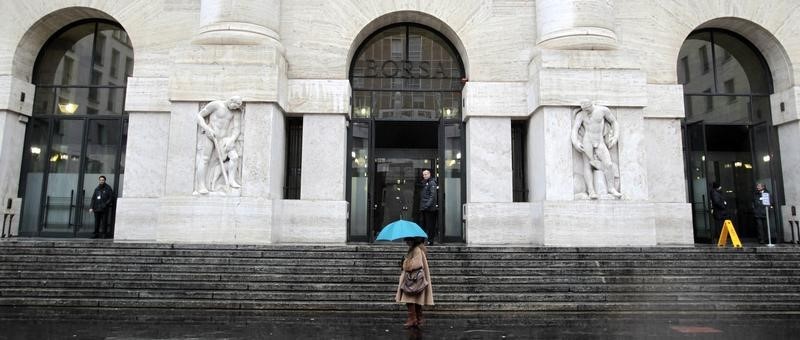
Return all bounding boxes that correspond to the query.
[194,0,281,46]
[124,0,288,244]
[535,0,617,50]
[0,76,34,236]
[778,121,800,241]
[466,117,513,203]
[300,114,346,201]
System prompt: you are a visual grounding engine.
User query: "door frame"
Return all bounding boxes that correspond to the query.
[20,116,126,238]
[346,118,464,243]
[684,120,784,243]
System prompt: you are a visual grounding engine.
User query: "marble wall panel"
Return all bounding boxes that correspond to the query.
[534,68,648,108]
[771,86,800,126]
[643,84,686,119]
[268,107,286,199]
[778,122,800,215]
[300,114,347,201]
[0,76,34,116]
[169,44,286,102]
[528,107,573,201]
[156,197,272,244]
[114,197,160,241]
[466,117,512,203]
[463,82,528,118]
[164,102,197,195]
[464,202,534,245]
[645,118,686,203]
[653,202,694,245]
[0,110,25,221]
[122,112,170,198]
[241,103,284,199]
[286,79,350,114]
[272,199,347,244]
[542,201,657,246]
[616,108,648,200]
[125,77,170,113]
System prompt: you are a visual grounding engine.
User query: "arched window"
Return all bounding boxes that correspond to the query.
[19,20,133,238]
[346,24,465,243]
[678,29,772,124]
[677,29,784,244]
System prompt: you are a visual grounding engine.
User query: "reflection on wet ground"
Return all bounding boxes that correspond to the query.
[2,309,800,339]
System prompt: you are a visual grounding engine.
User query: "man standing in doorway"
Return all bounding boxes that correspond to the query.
[89,175,115,238]
[710,182,729,240]
[753,183,773,244]
[419,169,438,246]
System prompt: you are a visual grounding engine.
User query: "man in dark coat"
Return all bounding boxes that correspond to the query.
[418,169,438,246]
[89,175,115,238]
[710,182,729,239]
[753,183,773,244]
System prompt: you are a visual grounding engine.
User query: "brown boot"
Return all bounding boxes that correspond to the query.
[403,303,418,328]
[415,304,424,326]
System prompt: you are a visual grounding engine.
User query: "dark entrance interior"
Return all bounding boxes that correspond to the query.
[372,121,438,239]
[686,123,779,243]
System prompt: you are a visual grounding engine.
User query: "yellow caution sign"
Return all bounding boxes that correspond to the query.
[717,219,742,248]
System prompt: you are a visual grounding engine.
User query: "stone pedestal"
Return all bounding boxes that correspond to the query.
[116,197,272,244]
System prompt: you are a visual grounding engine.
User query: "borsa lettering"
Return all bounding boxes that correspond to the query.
[363,59,448,78]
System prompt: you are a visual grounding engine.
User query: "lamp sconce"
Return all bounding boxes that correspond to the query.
[58,103,79,114]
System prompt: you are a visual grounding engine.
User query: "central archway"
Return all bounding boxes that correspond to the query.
[346,23,465,243]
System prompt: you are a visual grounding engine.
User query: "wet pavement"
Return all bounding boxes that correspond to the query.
[2,309,800,339]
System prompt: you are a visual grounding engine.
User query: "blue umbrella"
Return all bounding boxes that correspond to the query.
[375,219,428,241]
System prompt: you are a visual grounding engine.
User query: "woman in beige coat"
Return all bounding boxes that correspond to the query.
[395,237,434,328]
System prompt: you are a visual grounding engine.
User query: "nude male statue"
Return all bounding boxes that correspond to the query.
[195,96,242,194]
[571,100,622,199]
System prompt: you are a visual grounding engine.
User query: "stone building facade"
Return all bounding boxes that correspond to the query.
[1,0,798,246]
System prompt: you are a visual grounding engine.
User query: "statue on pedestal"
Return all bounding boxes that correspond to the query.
[194,96,243,195]
[571,100,622,199]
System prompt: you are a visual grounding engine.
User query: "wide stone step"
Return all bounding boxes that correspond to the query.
[1,297,799,312]
[2,279,799,295]
[4,255,800,269]
[3,261,800,276]
[3,290,800,304]
[2,241,799,313]
[3,247,799,262]
[6,272,799,286]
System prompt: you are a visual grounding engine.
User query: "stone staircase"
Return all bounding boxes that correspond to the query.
[1,240,799,313]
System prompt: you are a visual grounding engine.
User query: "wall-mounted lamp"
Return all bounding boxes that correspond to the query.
[58,103,79,114]
[763,155,771,162]
[30,147,41,155]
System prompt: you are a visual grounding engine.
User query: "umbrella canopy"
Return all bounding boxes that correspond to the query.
[375,219,428,241]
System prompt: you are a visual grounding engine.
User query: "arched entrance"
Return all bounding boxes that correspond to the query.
[678,29,784,243]
[18,20,133,238]
[347,23,465,243]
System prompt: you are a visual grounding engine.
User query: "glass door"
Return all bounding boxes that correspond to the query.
[751,121,782,239]
[41,119,85,236]
[23,118,124,237]
[686,121,712,242]
[80,119,123,237]
[348,121,371,242]
[441,122,463,242]
[372,149,436,240]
